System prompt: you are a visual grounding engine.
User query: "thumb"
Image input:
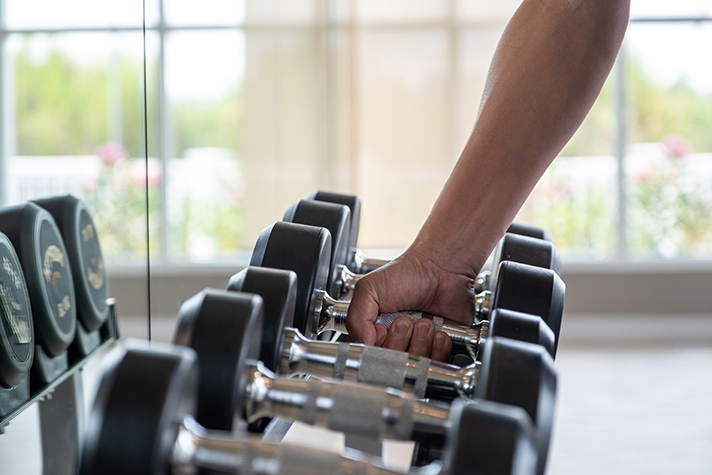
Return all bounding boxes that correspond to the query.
[345,278,380,345]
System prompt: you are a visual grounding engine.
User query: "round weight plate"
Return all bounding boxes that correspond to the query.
[251,221,330,339]
[174,289,263,431]
[308,191,361,253]
[443,399,537,475]
[475,337,557,475]
[0,204,76,357]
[495,233,561,276]
[506,222,554,242]
[492,261,565,355]
[488,309,556,359]
[227,266,297,373]
[80,340,198,475]
[283,200,351,297]
[0,233,34,388]
[33,195,109,332]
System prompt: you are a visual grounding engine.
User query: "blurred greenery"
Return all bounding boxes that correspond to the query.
[14,35,244,261]
[537,51,712,258]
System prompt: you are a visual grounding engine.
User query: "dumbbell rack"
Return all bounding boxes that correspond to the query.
[0,299,120,475]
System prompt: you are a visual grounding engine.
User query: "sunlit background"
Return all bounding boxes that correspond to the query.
[4,0,712,263]
[1,1,712,474]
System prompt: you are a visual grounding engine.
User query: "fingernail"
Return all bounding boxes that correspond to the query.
[435,333,448,349]
[394,320,410,337]
[415,322,429,340]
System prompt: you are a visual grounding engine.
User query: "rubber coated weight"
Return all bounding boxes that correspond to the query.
[308,190,361,252]
[250,222,562,358]
[250,221,330,339]
[33,195,109,332]
[290,199,560,300]
[0,203,76,357]
[80,340,198,475]
[476,337,557,475]
[488,309,555,359]
[0,233,34,388]
[173,289,263,431]
[494,233,561,277]
[492,261,565,356]
[175,287,552,457]
[283,199,351,297]
[227,267,297,373]
[443,399,538,475]
[506,223,553,242]
[82,341,538,475]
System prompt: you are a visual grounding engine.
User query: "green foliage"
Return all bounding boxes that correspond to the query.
[15,37,146,156]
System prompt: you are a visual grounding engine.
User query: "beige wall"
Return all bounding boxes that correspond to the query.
[240,0,525,251]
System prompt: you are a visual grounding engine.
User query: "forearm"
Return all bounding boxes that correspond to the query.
[411,0,630,274]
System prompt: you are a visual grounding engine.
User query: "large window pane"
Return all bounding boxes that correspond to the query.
[519,76,617,259]
[625,22,712,258]
[165,31,245,261]
[7,32,152,262]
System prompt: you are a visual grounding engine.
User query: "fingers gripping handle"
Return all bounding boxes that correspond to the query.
[375,312,444,332]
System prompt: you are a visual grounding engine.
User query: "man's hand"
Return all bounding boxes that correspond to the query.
[345,247,478,361]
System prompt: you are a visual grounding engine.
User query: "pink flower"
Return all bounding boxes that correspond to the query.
[95,141,128,166]
[129,160,162,186]
[660,134,690,159]
[635,163,656,182]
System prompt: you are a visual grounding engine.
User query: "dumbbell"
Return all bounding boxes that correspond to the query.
[308,191,553,274]
[32,195,110,355]
[250,221,565,357]
[227,266,555,399]
[0,202,77,384]
[172,288,556,475]
[284,199,561,300]
[80,339,539,475]
[0,232,35,415]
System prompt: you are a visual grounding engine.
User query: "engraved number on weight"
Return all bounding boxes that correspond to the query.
[1,257,31,344]
[83,224,104,290]
[57,296,71,319]
[43,245,71,318]
[43,245,65,287]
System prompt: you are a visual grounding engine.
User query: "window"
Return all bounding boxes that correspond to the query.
[2,0,708,266]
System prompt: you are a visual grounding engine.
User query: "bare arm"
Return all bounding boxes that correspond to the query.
[346,0,630,358]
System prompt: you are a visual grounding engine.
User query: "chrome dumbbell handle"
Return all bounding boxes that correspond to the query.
[172,414,430,475]
[313,289,492,358]
[350,248,391,274]
[245,362,450,442]
[280,328,478,400]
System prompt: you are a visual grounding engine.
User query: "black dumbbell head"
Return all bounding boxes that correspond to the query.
[283,199,351,297]
[33,194,110,332]
[173,289,263,431]
[494,233,561,276]
[491,261,565,356]
[443,399,538,475]
[506,223,553,242]
[227,266,297,373]
[0,203,76,357]
[80,339,199,475]
[0,232,35,388]
[308,191,361,252]
[476,337,557,475]
[488,309,556,359]
[251,221,330,339]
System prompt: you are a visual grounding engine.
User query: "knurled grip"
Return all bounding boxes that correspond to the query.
[375,311,444,332]
[328,384,414,440]
[358,346,408,389]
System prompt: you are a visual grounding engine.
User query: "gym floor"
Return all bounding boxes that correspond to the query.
[1,315,711,474]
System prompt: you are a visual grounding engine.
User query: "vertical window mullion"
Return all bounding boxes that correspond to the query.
[615,48,627,259]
